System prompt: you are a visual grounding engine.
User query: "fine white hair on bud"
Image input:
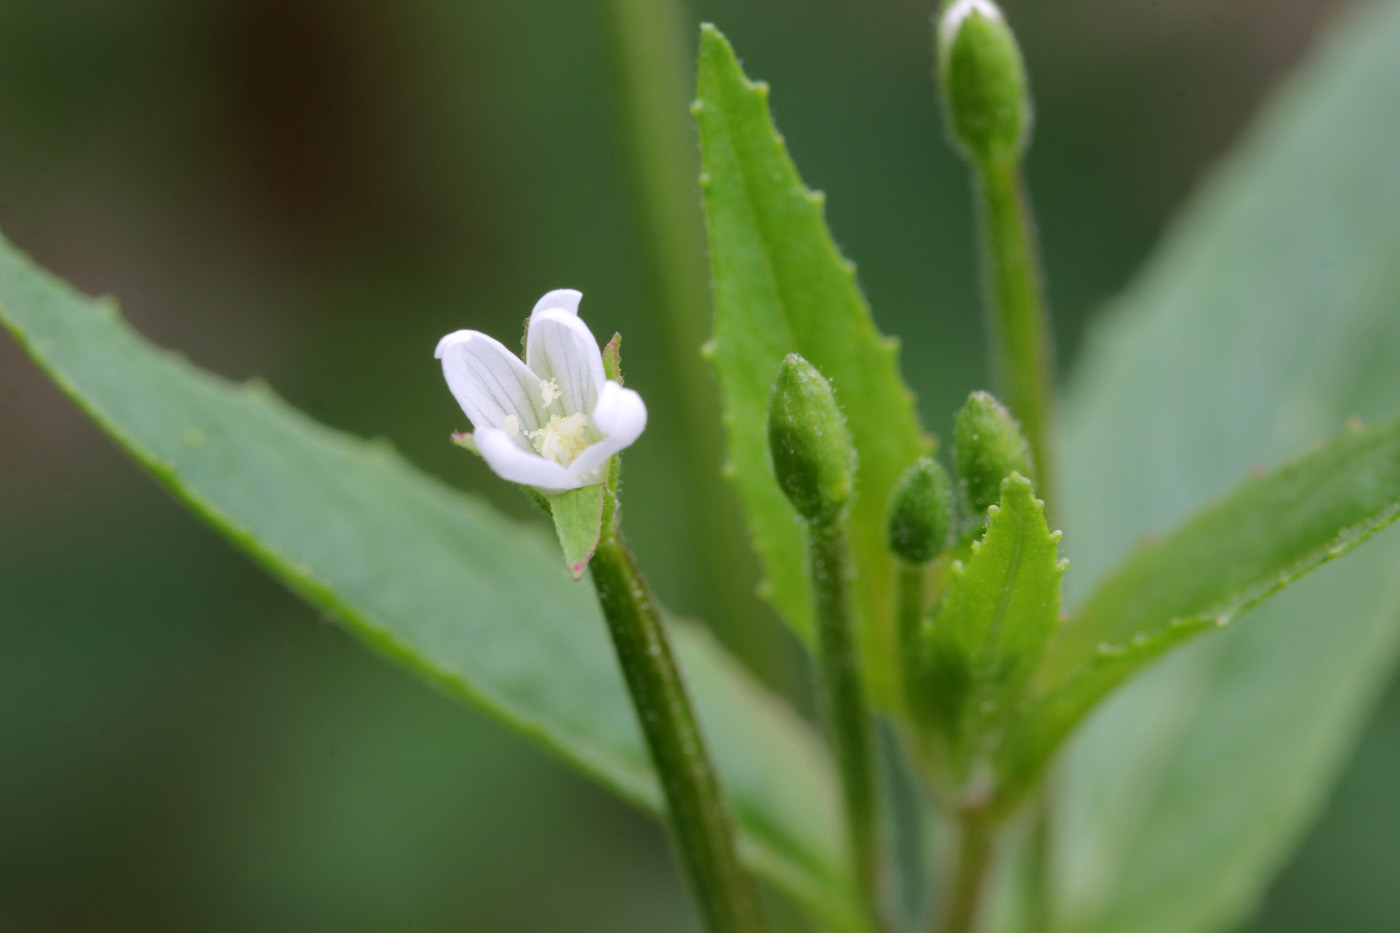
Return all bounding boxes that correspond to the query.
[937,0,1003,59]
[435,289,647,495]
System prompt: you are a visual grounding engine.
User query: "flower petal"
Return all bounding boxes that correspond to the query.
[567,381,648,483]
[525,309,606,416]
[530,288,583,318]
[476,426,581,492]
[436,330,545,432]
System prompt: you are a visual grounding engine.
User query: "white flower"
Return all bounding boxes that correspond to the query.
[435,289,647,494]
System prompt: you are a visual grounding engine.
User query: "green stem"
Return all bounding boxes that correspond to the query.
[965,160,1056,931]
[896,561,928,713]
[810,520,883,927]
[973,160,1055,501]
[590,524,769,933]
[938,807,996,933]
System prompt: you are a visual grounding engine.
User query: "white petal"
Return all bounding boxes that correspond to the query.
[938,0,1002,57]
[530,288,583,318]
[525,309,606,417]
[567,381,648,482]
[436,330,545,432]
[476,426,582,492]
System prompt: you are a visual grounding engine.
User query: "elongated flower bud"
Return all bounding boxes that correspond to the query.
[954,390,1032,514]
[888,457,954,564]
[768,354,855,526]
[937,0,1031,167]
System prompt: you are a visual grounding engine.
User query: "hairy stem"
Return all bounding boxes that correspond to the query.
[811,520,883,927]
[590,524,769,933]
[897,561,929,713]
[973,160,1055,501]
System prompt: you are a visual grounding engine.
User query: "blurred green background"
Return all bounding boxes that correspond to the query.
[1,1,1395,930]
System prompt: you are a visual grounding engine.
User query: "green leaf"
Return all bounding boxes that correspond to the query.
[0,232,861,931]
[992,620,1209,814]
[1049,417,1400,683]
[695,25,929,705]
[549,485,607,580]
[1041,3,1400,931]
[920,473,1063,768]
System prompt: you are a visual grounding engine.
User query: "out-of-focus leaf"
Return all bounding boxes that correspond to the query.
[1051,416,1400,679]
[998,407,1400,805]
[1043,2,1400,931]
[695,25,929,706]
[0,233,861,931]
[920,474,1063,768]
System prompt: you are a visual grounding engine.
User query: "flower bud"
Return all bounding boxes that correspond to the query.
[768,354,855,526]
[937,0,1031,167]
[888,457,954,564]
[954,390,1033,515]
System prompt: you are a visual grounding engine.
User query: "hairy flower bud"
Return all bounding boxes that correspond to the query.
[888,457,954,564]
[768,354,855,526]
[954,390,1033,514]
[937,0,1031,166]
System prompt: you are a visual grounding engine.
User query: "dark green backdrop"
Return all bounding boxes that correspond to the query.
[1,2,1392,930]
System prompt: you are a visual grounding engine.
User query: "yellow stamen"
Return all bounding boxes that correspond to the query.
[528,412,596,466]
[501,414,520,438]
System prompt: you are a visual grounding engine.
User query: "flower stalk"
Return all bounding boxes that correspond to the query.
[974,162,1054,497]
[767,354,883,926]
[810,519,883,925]
[938,0,1056,499]
[589,516,769,933]
[938,805,996,933]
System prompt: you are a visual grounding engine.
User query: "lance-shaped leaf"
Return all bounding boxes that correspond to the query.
[994,416,1400,812]
[1050,416,1400,680]
[0,233,862,931]
[1041,5,1400,925]
[920,473,1063,767]
[695,25,929,705]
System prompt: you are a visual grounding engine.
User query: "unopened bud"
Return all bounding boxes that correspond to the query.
[937,0,1031,166]
[954,390,1032,514]
[888,457,954,564]
[768,354,855,526]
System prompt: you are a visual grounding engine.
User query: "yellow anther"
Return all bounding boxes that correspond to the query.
[528,412,596,466]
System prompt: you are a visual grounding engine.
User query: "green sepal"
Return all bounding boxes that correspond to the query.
[549,484,608,580]
[603,332,624,384]
[937,0,1032,167]
[450,431,480,455]
[916,472,1064,775]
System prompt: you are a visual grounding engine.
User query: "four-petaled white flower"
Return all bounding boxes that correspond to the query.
[435,289,647,494]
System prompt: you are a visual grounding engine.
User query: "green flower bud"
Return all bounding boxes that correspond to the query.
[887,457,954,564]
[954,390,1033,515]
[768,354,855,526]
[937,0,1032,167]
